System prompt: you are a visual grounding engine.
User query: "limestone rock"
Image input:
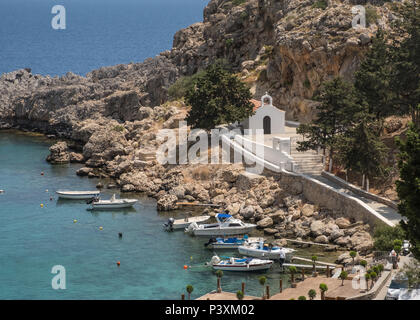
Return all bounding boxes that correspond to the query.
[314,235,329,244]
[46,141,70,164]
[257,217,274,229]
[335,217,351,229]
[157,194,178,211]
[301,204,315,217]
[310,220,326,237]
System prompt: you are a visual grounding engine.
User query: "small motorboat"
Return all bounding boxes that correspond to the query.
[185,213,256,236]
[204,235,264,249]
[209,255,273,272]
[88,194,138,210]
[163,215,211,231]
[238,240,295,261]
[56,190,100,200]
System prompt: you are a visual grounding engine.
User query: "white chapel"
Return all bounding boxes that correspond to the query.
[242,93,285,134]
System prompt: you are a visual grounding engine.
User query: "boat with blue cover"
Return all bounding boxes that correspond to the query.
[209,255,273,272]
[204,235,264,249]
[238,240,295,261]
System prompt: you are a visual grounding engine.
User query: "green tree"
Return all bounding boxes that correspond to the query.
[298,295,307,300]
[370,271,378,289]
[336,115,388,191]
[400,259,420,289]
[396,124,420,259]
[319,283,328,300]
[186,284,194,300]
[354,29,395,126]
[373,225,406,251]
[360,260,368,269]
[365,273,371,290]
[339,271,348,286]
[259,276,267,299]
[308,289,316,300]
[389,0,420,127]
[236,290,244,300]
[185,62,254,131]
[349,251,357,266]
[289,266,297,284]
[297,77,362,171]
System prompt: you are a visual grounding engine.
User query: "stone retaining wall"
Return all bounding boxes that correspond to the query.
[278,171,395,228]
[321,171,399,210]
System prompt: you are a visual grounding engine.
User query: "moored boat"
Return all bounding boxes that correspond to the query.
[163,215,211,231]
[89,194,138,210]
[185,213,256,236]
[56,190,100,200]
[238,240,295,261]
[209,255,273,272]
[204,235,264,249]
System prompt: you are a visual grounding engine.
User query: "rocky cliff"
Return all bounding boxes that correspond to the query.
[1,0,394,252]
[0,0,398,134]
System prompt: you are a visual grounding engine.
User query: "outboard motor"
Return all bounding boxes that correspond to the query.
[185,222,199,234]
[163,218,175,232]
[86,196,99,204]
[210,255,221,265]
[204,237,217,247]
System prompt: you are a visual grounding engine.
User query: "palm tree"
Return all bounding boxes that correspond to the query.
[308,289,316,300]
[339,271,348,286]
[289,266,297,286]
[259,276,267,299]
[186,285,194,300]
[349,251,357,266]
[360,260,367,269]
[236,290,244,300]
[216,270,223,293]
[319,283,328,300]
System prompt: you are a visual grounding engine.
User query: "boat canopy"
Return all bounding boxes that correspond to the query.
[217,213,232,219]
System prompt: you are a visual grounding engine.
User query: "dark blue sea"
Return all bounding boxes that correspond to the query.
[0,0,208,76]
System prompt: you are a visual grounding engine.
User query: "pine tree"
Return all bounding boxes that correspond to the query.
[296,77,362,171]
[354,29,395,127]
[185,62,254,131]
[396,123,420,260]
[389,0,420,127]
[336,115,388,191]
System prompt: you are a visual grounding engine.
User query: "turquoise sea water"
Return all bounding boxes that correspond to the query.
[0,132,294,300]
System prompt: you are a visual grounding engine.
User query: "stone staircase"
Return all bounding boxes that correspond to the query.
[290,141,324,175]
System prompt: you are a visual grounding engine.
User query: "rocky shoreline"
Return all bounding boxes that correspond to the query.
[1,0,391,256]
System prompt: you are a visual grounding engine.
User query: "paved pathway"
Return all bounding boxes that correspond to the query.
[312,175,403,225]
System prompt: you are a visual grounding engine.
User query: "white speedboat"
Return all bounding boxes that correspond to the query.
[209,255,273,272]
[238,240,295,261]
[204,236,264,249]
[89,194,138,210]
[185,213,256,236]
[56,190,100,199]
[163,215,211,231]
